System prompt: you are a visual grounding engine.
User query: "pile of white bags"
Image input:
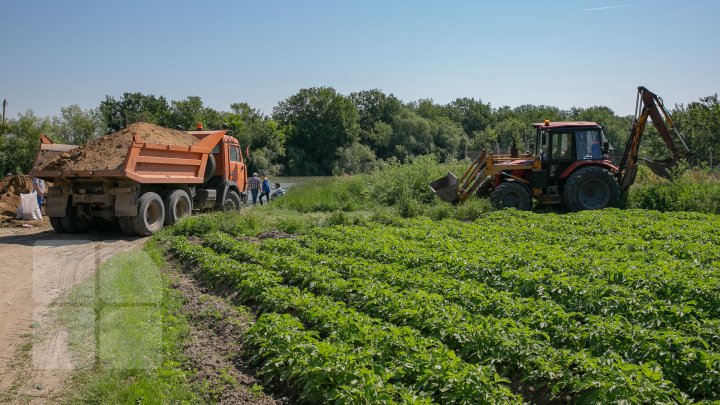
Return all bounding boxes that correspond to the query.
[16,191,43,221]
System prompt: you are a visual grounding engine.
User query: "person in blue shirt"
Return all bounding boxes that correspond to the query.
[260,173,271,204]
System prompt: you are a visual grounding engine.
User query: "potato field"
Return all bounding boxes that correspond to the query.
[166,209,720,404]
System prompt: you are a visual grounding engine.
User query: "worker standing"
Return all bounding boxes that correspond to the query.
[259,173,271,204]
[248,172,261,205]
[32,177,45,210]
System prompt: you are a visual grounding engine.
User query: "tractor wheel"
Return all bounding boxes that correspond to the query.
[563,166,620,212]
[491,182,532,211]
[164,189,192,225]
[222,190,242,212]
[476,176,494,198]
[132,192,165,236]
[60,204,92,234]
[118,217,137,236]
[49,217,66,233]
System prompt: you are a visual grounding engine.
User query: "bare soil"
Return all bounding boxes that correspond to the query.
[38,122,200,172]
[168,268,283,404]
[0,175,35,218]
[0,227,148,403]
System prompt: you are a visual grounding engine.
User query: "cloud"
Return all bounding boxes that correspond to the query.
[583,4,636,11]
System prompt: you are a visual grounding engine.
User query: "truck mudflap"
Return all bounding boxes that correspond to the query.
[114,185,140,217]
[429,172,460,203]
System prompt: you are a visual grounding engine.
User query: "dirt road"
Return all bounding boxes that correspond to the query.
[0,225,147,403]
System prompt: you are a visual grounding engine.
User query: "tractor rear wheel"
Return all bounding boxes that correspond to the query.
[563,166,620,211]
[491,182,532,211]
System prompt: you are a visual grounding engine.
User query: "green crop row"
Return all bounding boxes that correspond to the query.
[307,213,720,328]
[200,232,690,403]
[259,235,720,398]
[170,237,521,404]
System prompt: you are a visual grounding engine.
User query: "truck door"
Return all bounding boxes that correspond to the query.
[228,144,245,186]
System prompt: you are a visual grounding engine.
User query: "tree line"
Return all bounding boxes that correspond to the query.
[1,88,718,176]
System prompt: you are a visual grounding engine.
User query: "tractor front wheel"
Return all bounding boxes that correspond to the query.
[563,166,620,211]
[491,182,532,211]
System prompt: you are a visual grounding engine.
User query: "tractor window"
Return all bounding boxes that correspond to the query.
[575,130,603,160]
[551,132,573,160]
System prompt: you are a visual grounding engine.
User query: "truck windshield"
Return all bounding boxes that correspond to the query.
[575,130,603,160]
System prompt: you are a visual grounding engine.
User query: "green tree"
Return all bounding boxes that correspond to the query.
[51,104,104,145]
[99,92,172,133]
[333,142,377,175]
[0,110,53,175]
[672,95,720,167]
[273,87,360,175]
[169,96,223,130]
[444,97,494,135]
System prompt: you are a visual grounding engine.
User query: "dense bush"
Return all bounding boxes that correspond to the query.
[626,168,720,214]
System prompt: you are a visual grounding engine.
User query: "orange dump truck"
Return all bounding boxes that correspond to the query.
[30,124,248,236]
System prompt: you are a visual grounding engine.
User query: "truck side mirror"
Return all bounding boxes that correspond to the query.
[603,142,609,154]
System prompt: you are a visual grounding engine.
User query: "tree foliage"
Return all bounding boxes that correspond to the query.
[273,87,360,175]
[4,88,719,176]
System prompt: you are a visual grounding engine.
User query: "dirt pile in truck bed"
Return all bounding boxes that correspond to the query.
[0,175,35,217]
[38,122,200,172]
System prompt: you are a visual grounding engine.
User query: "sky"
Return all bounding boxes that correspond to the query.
[2,0,719,119]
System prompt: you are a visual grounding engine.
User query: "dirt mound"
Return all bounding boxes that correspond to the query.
[0,175,34,217]
[39,122,201,172]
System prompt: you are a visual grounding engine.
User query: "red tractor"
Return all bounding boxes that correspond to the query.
[430,86,691,211]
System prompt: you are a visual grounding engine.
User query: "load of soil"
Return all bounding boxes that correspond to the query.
[0,175,34,217]
[38,122,201,172]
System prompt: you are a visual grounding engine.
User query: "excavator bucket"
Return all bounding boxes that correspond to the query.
[641,157,676,180]
[429,172,460,203]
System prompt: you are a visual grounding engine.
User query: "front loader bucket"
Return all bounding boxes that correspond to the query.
[429,172,460,203]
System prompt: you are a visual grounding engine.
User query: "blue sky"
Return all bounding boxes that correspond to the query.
[2,0,719,119]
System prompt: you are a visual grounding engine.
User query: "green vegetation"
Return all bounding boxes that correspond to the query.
[626,168,720,214]
[3,87,719,177]
[163,204,720,403]
[59,239,199,404]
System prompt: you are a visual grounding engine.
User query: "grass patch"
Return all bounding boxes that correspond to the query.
[59,239,198,404]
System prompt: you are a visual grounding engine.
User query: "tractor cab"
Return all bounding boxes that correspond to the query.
[532,121,609,182]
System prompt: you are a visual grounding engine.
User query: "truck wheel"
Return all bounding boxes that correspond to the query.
[49,217,66,233]
[222,190,242,211]
[119,217,136,236]
[61,205,92,234]
[491,182,532,210]
[164,189,192,225]
[203,154,216,183]
[563,166,620,211]
[132,192,165,236]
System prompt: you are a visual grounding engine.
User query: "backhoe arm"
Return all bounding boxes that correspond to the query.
[618,86,691,191]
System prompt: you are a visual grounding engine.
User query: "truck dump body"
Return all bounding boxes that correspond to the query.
[30,122,225,185]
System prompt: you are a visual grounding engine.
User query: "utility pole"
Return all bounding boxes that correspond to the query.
[1,99,6,126]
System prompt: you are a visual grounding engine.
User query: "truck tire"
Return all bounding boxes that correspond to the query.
[491,182,532,211]
[61,204,92,234]
[563,166,620,211]
[119,217,136,236]
[132,192,165,236]
[203,154,216,183]
[49,217,66,233]
[222,190,242,212]
[164,189,192,225]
